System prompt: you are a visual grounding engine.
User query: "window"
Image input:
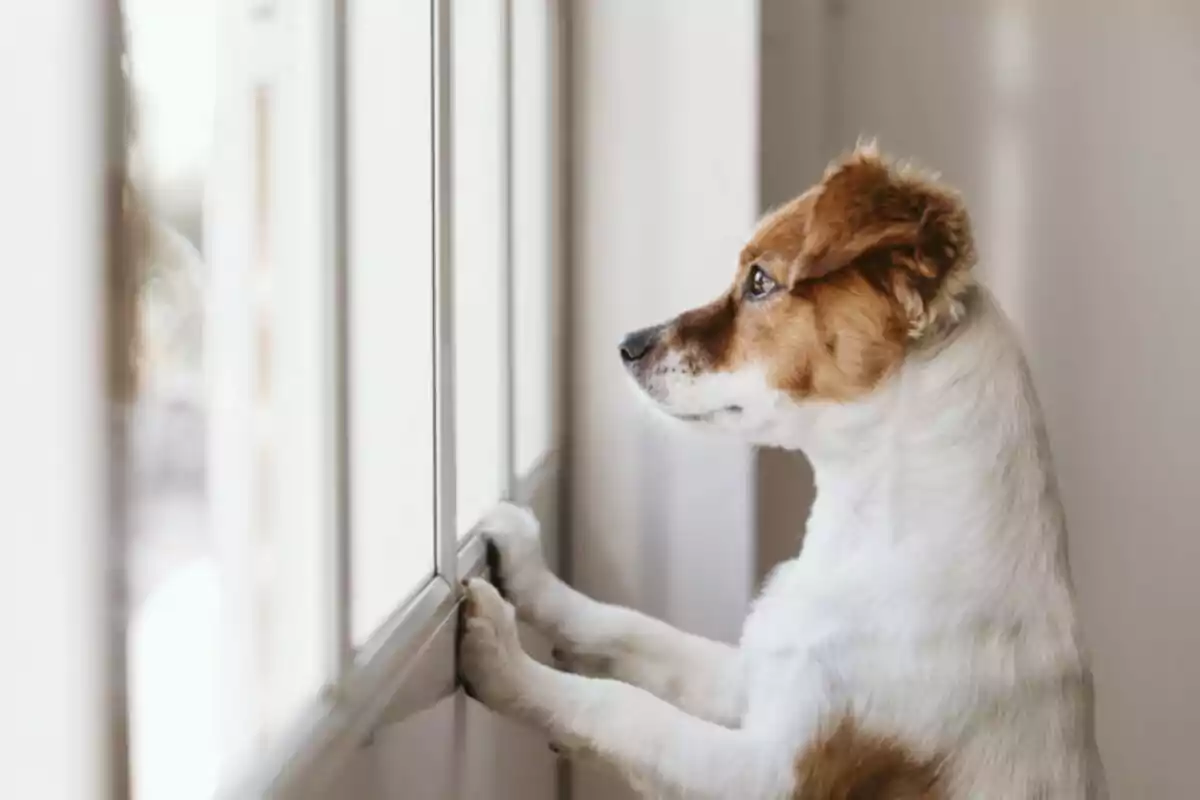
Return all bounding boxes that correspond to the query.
[346,0,437,644]
[452,0,558,535]
[452,0,509,536]
[511,0,557,475]
[118,0,560,798]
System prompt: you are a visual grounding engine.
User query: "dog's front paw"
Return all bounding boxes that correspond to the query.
[479,502,547,603]
[458,578,530,711]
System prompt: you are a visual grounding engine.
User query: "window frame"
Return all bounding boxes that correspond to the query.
[213,0,564,796]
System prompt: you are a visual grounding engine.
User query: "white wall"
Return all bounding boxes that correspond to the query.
[567,1,760,797]
[812,1,1200,796]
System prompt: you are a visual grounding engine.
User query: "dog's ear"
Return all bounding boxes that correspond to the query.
[790,143,976,338]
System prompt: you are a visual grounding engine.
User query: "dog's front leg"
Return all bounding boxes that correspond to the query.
[459,579,791,800]
[479,504,744,727]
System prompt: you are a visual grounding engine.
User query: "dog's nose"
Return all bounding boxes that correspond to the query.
[619,325,662,364]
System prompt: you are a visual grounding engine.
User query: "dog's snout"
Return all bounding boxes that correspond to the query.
[619,325,663,364]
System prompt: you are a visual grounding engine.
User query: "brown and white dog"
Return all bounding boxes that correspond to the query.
[459,143,1107,799]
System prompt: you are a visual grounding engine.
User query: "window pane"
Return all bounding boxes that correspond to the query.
[511,0,554,476]
[453,0,507,535]
[124,1,327,796]
[347,0,437,643]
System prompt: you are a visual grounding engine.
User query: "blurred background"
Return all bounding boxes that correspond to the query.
[3,1,1198,799]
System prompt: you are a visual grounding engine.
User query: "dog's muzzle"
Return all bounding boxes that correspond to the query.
[619,324,665,366]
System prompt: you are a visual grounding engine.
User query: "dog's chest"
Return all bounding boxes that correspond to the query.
[736,561,853,724]
[736,558,931,734]
[738,556,870,661]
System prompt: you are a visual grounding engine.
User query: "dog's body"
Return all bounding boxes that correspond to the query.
[460,144,1106,798]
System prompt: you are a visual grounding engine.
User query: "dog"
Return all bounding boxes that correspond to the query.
[458,142,1107,799]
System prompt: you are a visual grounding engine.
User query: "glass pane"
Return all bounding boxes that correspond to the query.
[347,0,437,643]
[123,0,327,796]
[511,0,554,476]
[453,0,508,535]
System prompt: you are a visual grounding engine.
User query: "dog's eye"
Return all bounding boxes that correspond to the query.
[745,265,778,300]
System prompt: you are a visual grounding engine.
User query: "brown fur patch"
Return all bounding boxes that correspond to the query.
[666,293,738,372]
[661,143,976,402]
[793,718,944,800]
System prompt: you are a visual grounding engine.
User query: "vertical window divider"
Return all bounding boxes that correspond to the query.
[107,3,133,797]
[500,0,518,499]
[324,0,354,688]
[434,0,460,584]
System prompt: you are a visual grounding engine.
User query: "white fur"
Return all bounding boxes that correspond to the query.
[458,287,1108,799]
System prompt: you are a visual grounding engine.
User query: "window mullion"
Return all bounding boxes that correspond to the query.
[324,0,354,685]
[500,0,517,500]
[434,0,460,583]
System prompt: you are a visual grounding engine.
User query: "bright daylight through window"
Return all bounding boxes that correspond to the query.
[121,0,555,797]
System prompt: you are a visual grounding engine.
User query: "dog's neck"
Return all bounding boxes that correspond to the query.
[784,288,1076,614]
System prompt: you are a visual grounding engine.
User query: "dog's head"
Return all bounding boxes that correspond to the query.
[621,143,976,444]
